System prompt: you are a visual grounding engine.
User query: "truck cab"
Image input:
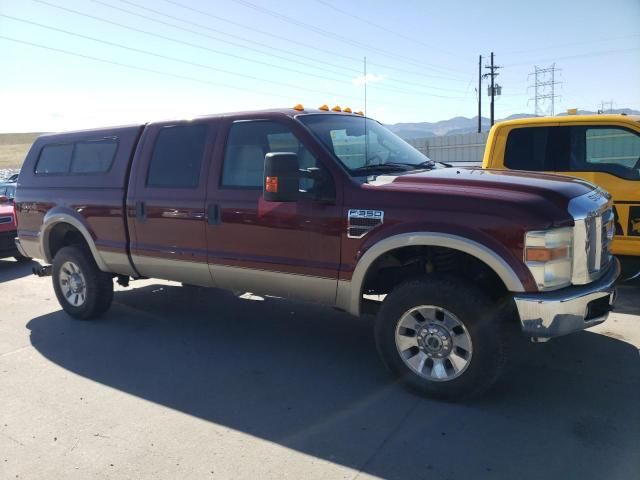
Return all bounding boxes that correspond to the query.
[483,114,640,279]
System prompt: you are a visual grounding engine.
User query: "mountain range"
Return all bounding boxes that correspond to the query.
[387,108,640,139]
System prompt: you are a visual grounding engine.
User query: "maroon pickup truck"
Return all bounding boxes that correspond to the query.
[15,107,619,399]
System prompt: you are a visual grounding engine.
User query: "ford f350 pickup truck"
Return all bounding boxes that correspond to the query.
[15,106,619,399]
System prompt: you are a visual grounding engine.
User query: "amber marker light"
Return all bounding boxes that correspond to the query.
[319,104,329,111]
[331,105,342,112]
[525,246,569,262]
[265,176,279,193]
[343,107,352,113]
[293,104,304,111]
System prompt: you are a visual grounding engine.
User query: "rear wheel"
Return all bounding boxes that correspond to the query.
[375,275,508,400]
[52,246,114,319]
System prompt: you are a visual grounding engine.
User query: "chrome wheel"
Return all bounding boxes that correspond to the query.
[395,305,473,382]
[58,261,87,307]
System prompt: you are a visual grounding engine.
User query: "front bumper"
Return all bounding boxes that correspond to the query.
[513,259,620,339]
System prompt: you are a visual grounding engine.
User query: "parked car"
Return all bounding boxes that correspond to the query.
[15,106,618,399]
[0,181,17,201]
[0,194,30,262]
[482,114,640,280]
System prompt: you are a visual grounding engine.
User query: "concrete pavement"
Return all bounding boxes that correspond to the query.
[1,258,639,479]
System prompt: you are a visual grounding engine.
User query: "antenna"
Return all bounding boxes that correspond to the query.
[363,55,369,164]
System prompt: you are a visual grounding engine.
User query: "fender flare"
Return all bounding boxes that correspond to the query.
[41,209,108,271]
[338,232,525,316]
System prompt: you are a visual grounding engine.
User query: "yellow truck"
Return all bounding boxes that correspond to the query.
[483,114,640,279]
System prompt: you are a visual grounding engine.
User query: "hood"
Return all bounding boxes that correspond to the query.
[368,167,594,202]
[362,167,600,230]
[0,204,14,216]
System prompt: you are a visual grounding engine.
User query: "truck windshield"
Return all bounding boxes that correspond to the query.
[298,114,434,174]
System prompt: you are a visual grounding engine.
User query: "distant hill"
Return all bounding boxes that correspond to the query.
[388,109,640,139]
[0,132,42,170]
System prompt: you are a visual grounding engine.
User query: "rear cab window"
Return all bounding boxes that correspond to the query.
[35,140,118,175]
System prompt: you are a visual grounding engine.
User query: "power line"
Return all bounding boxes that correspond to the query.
[118,0,469,88]
[311,0,459,59]
[30,1,469,99]
[227,0,467,75]
[501,33,640,56]
[504,47,640,67]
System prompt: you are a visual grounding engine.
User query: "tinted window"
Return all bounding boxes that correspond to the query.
[35,144,73,174]
[222,121,316,188]
[147,124,208,188]
[580,127,639,179]
[504,127,551,171]
[71,140,117,173]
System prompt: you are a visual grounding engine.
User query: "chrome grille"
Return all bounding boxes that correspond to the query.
[0,216,12,225]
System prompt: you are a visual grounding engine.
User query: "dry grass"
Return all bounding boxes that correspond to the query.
[0,133,42,169]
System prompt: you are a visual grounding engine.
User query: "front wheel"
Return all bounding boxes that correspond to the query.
[375,275,508,400]
[52,246,114,319]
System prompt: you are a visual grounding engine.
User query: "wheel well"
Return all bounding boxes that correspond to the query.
[360,245,509,312]
[47,223,90,260]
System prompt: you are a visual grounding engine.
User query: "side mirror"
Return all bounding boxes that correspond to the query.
[263,152,299,202]
[0,195,8,204]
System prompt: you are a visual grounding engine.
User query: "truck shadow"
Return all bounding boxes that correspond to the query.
[0,258,36,283]
[26,284,640,480]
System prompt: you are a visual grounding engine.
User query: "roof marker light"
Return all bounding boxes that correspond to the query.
[332,105,342,112]
[293,103,304,111]
[355,111,364,116]
[319,104,329,111]
[343,107,352,113]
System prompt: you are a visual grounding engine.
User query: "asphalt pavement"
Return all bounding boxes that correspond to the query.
[1,258,639,479]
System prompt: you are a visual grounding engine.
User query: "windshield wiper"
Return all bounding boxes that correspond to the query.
[351,164,413,174]
[385,160,437,170]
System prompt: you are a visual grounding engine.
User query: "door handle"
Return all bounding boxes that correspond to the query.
[136,201,146,221]
[207,203,220,225]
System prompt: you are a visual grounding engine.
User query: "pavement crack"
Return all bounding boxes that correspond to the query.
[0,345,33,358]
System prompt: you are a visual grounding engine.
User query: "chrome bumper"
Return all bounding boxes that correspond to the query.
[14,237,29,258]
[513,259,620,339]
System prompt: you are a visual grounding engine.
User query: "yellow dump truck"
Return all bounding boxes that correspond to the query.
[483,114,640,279]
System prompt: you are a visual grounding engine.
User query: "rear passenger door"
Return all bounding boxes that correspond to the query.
[127,121,217,286]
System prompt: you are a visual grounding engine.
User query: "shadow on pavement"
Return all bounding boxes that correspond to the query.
[27,284,640,479]
[0,258,36,283]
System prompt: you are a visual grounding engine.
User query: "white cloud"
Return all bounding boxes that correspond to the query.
[352,74,387,87]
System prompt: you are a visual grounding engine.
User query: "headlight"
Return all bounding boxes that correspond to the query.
[524,227,573,290]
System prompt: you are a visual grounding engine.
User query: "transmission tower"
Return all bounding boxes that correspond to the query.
[528,63,561,116]
[598,100,614,114]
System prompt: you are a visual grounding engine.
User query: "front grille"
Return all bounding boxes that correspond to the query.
[585,207,614,275]
[0,216,13,225]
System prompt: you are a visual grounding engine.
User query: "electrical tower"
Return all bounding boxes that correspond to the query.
[528,63,561,116]
[598,100,614,114]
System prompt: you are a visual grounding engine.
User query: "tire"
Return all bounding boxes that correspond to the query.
[375,274,508,401]
[52,245,114,320]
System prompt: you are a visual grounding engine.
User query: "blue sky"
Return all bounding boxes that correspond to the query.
[0,0,639,132]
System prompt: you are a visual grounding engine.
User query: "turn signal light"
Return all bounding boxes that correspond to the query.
[292,103,304,111]
[343,107,352,113]
[319,104,329,111]
[331,105,342,112]
[525,246,569,262]
[265,176,279,193]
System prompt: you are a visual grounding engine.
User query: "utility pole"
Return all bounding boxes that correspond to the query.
[483,52,502,127]
[477,55,482,133]
[599,100,614,114]
[528,63,561,116]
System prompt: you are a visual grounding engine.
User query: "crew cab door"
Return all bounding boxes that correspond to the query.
[127,120,217,285]
[205,116,342,304]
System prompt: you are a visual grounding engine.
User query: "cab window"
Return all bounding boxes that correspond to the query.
[221,120,321,191]
[577,127,640,180]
